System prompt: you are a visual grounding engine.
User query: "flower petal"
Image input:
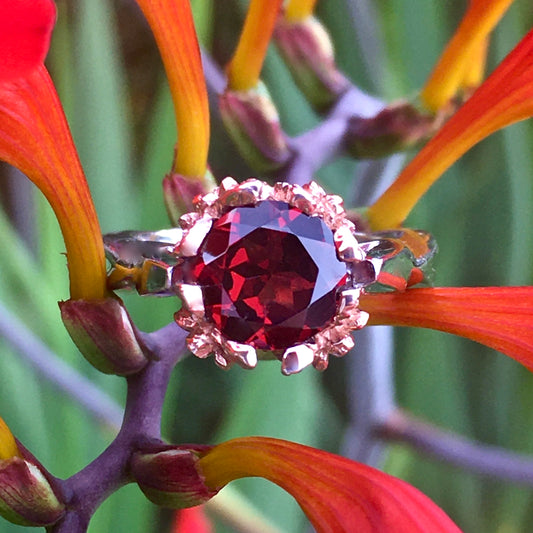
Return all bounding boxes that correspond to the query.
[0,0,56,81]
[172,507,213,533]
[198,437,461,533]
[0,418,20,461]
[361,287,533,371]
[134,0,209,178]
[368,29,533,230]
[0,66,106,300]
[284,0,318,22]
[421,0,514,111]
[227,0,284,91]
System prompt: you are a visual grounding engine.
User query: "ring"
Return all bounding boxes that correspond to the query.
[104,178,436,374]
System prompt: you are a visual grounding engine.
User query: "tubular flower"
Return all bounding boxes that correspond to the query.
[197,437,461,533]
[361,29,533,373]
[133,0,209,179]
[361,288,533,372]
[0,0,149,374]
[421,0,515,112]
[0,0,106,300]
[226,0,284,91]
[219,0,289,173]
[368,28,533,231]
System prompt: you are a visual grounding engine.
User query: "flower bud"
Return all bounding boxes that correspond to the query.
[163,170,216,226]
[274,16,350,112]
[219,81,290,172]
[0,420,64,527]
[347,101,446,158]
[59,297,149,375]
[131,444,217,509]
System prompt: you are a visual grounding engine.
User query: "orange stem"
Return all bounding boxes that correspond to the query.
[227,0,283,91]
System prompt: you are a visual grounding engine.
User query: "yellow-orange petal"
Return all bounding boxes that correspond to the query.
[0,418,20,461]
[227,0,284,91]
[460,37,489,92]
[368,29,533,230]
[284,0,318,22]
[198,437,461,533]
[0,66,106,300]
[361,287,533,371]
[421,0,514,111]
[134,0,209,178]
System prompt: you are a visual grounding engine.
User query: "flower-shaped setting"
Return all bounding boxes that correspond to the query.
[172,177,372,374]
[168,177,398,375]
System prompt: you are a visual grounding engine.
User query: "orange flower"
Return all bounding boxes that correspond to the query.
[226,0,284,91]
[134,0,209,179]
[368,28,533,231]
[197,437,461,533]
[0,0,106,300]
[361,287,533,372]
[0,0,56,82]
[421,0,514,111]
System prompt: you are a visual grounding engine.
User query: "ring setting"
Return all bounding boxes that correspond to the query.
[104,178,436,375]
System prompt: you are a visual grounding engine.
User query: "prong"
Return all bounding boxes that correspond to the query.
[178,217,212,256]
[220,176,239,191]
[224,340,258,369]
[339,288,362,311]
[214,352,230,369]
[303,181,326,197]
[281,343,317,375]
[334,225,365,261]
[238,178,272,201]
[329,334,355,357]
[176,284,205,314]
[187,333,215,359]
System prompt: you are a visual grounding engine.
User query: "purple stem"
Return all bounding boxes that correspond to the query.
[377,409,533,486]
[49,324,188,533]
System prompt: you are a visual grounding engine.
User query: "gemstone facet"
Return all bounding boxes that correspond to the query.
[186,200,348,351]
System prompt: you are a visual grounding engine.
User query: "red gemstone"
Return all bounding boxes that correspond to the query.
[185,200,348,351]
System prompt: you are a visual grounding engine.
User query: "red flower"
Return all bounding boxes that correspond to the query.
[0,0,56,82]
[0,0,106,300]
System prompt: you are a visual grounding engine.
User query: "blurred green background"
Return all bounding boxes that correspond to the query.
[0,0,532,531]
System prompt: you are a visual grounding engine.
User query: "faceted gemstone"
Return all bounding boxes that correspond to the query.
[188,200,348,351]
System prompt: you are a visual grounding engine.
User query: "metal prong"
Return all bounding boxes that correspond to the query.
[334,225,365,261]
[281,344,317,375]
[224,340,258,369]
[176,284,204,314]
[178,217,212,257]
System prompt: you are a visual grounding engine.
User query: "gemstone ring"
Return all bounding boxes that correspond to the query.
[104,178,436,374]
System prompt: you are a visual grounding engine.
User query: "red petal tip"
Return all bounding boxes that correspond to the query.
[0,0,57,81]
